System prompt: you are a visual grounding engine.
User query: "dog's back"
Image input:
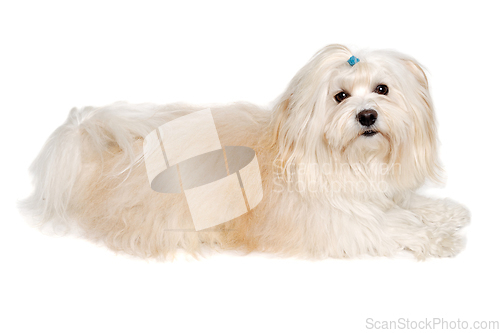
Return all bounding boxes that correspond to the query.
[21,102,271,258]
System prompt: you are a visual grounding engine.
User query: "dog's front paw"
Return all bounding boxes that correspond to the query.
[405,224,466,260]
[417,198,471,231]
[427,228,466,258]
[443,199,471,230]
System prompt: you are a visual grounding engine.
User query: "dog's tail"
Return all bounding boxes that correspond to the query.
[19,102,169,231]
[19,107,86,231]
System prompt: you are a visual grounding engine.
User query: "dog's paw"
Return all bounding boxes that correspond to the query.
[442,199,471,230]
[405,225,466,260]
[427,229,466,258]
[417,198,471,231]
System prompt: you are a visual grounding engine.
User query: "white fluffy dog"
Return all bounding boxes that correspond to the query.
[22,44,470,259]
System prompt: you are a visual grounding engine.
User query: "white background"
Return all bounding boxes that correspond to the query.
[1,1,499,332]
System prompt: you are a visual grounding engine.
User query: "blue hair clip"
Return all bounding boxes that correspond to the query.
[347,56,360,66]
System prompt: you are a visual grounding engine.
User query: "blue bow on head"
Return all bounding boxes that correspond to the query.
[347,56,360,66]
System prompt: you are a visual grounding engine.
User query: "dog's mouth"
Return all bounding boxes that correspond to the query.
[362,130,378,137]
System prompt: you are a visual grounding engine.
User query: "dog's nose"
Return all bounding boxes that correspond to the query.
[357,109,378,127]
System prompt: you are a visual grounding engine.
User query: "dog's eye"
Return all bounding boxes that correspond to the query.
[334,91,350,103]
[374,84,389,95]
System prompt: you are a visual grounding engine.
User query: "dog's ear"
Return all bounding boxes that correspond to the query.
[399,57,443,186]
[404,59,429,90]
[270,44,352,152]
[269,44,353,185]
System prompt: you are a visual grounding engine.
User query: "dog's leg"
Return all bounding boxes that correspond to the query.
[382,199,470,259]
[398,193,470,230]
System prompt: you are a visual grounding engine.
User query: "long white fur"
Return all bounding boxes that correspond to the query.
[21,44,470,260]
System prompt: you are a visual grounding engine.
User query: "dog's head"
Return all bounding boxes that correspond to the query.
[271,44,441,193]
